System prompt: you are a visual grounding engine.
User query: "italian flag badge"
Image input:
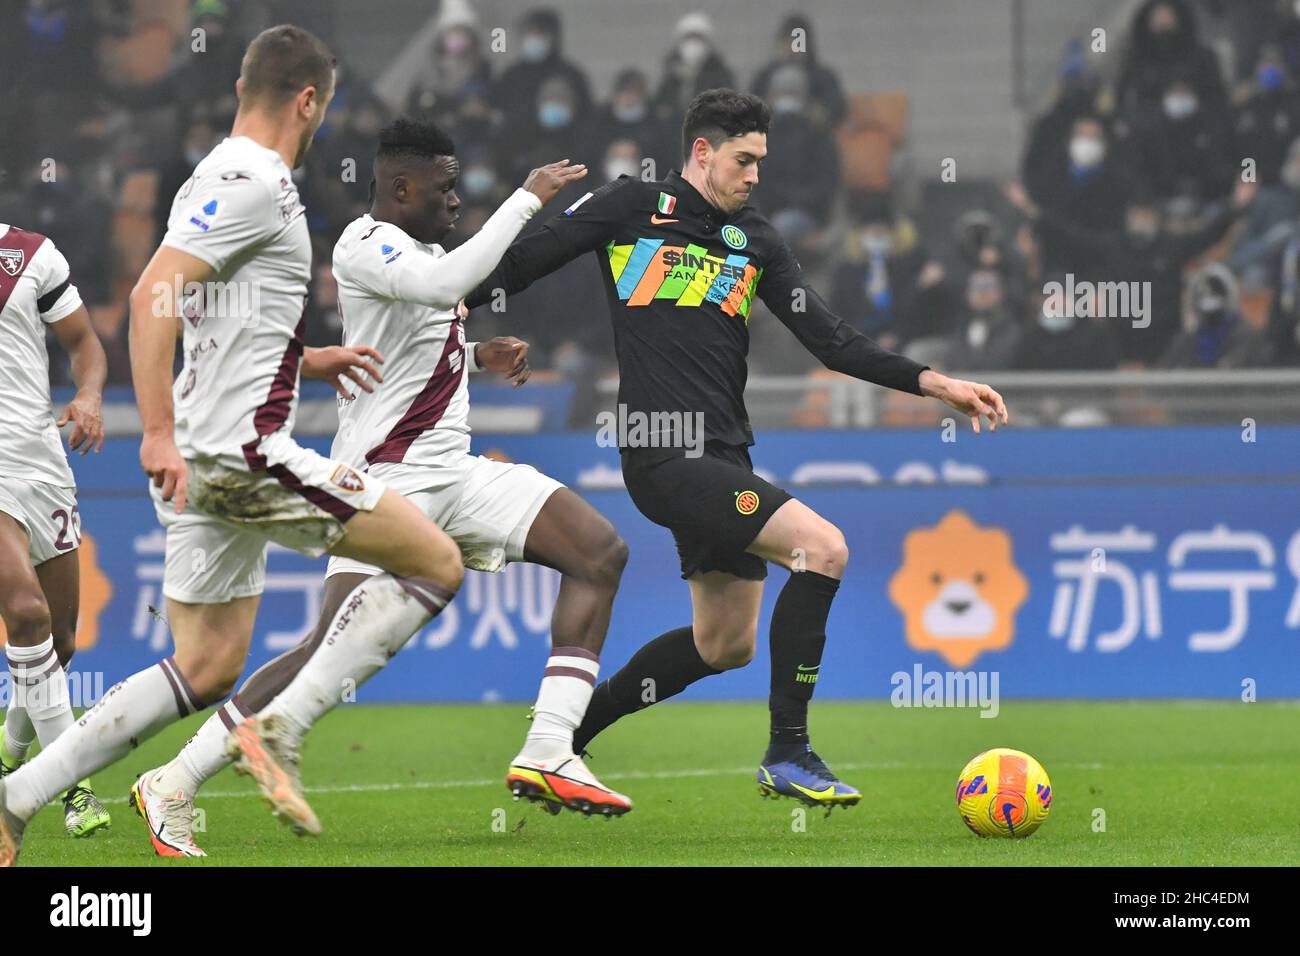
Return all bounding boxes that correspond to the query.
[657,192,677,215]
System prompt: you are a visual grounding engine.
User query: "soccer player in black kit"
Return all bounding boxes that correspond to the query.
[466,89,1008,809]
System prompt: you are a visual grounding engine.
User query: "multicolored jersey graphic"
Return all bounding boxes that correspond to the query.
[606,239,763,319]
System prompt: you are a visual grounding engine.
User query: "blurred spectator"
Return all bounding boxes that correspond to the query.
[1230,136,1300,288]
[1157,263,1273,367]
[1023,115,1131,277]
[406,13,494,129]
[1008,179,1253,363]
[1266,218,1300,363]
[1115,0,1228,130]
[828,194,955,351]
[947,268,1024,371]
[1012,277,1121,370]
[751,14,846,131]
[497,74,591,212]
[493,8,592,136]
[10,157,112,307]
[175,0,243,119]
[754,65,840,222]
[1232,46,1300,188]
[586,69,674,174]
[1127,76,1235,203]
[653,12,736,125]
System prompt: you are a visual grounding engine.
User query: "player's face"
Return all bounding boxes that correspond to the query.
[410,156,463,244]
[707,133,766,213]
[293,77,336,169]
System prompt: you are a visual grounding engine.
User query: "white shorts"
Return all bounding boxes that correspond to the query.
[154,431,386,604]
[0,477,79,566]
[326,455,563,578]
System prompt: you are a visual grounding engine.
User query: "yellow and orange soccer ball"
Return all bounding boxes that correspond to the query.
[955,748,1052,838]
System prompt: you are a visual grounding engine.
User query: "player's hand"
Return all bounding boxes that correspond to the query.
[140,431,189,513]
[523,159,588,205]
[58,389,104,455]
[919,369,1009,434]
[302,345,385,400]
[474,337,531,387]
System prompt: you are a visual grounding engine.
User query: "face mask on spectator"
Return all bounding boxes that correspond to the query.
[461,165,497,199]
[538,101,573,128]
[1259,64,1285,91]
[678,37,710,69]
[1283,161,1300,191]
[861,231,893,256]
[773,95,804,115]
[443,31,471,56]
[1039,307,1075,333]
[1163,91,1198,120]
[613,100,647,124]
[185,146,207,166]
[605,158,641,181]
[1069,135,1106,168]
[521,33,552,63]
[967,318,990,350]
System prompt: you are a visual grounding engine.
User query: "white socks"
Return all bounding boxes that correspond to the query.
[521,647,600,760]
[153,696,251,795]
[4,657,201,821]
[260,574,451,746]
[5,637,74,759]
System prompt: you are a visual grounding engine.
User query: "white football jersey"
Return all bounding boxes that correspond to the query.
[330,188,541,470]
[0,224,83,487]
[160,136,311,469]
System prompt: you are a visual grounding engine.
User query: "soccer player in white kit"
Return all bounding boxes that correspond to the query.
[0,224,111,837]
[129,119,633,854]
[0,26,467,865]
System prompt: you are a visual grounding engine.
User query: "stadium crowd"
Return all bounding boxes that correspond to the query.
[3,0,1300,406]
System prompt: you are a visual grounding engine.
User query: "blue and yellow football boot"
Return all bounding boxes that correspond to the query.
[757,745,861,812]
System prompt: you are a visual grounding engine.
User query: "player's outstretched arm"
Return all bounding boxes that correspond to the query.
[367,161,588,312]
[128,245,214,513]
[464,175,638,311]
[49,305,108,455]
[762,244,1008,432]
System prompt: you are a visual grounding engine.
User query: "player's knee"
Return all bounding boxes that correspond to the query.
[574,531,628,592]
[697,621,758,670]
[419,544,464,595]
[803,525,849,577]
[1,591,52,646]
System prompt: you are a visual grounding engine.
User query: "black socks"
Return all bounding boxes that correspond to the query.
[573,626,720,752]
[767,570,840,757]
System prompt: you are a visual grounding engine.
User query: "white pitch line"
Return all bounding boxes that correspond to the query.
[98,760,1108,806]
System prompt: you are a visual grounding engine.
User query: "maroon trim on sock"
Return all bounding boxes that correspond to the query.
[549,646,599,663]
[543,665,597,685]
[9,657,62,686]
[164,656,204,714]
[395,575,454,616]
[216,704,238,731]
[5,644,56,670]
[229,694,254,720]
[158,659,190,718]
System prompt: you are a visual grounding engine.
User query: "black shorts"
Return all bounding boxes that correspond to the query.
[621,441,791,581]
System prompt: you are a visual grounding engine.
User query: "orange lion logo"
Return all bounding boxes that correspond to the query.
[888,510,1028,668]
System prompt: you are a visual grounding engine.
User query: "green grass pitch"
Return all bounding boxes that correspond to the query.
[14,700,1298,866]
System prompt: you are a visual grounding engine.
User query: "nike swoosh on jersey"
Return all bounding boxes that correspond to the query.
[649,214,679,224]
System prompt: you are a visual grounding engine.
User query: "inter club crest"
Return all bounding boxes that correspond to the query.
[0,248,24,277]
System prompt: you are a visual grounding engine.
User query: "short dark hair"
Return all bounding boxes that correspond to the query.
[681,88,771,163]
[376,118,456,163]
[239,25,336,105]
